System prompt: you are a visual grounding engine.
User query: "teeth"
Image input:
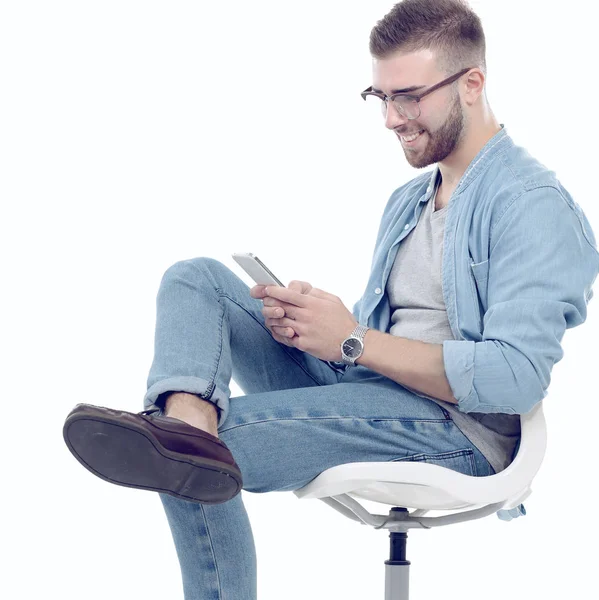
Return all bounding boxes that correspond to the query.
[401,130,423,142]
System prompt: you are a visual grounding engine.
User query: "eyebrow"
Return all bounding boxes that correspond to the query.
[371,85,426,94]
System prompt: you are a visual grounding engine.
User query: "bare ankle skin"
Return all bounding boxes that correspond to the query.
[163,392,219,436]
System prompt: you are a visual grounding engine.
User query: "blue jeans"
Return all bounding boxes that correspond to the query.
[142,257,495,600]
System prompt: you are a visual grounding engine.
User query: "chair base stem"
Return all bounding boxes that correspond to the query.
[384,508,411,599]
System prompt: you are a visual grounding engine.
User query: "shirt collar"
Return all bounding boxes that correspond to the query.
[421,123,510,202]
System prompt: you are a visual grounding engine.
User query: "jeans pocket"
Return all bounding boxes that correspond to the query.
[392,448,478,477]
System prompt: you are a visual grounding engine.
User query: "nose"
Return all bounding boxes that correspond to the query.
[384,101,410,131]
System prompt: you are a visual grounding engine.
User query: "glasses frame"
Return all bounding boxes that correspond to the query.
[361,67,475,119]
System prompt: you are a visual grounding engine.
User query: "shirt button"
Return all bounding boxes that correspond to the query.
[375,287,382,294]
[404,224,410,230]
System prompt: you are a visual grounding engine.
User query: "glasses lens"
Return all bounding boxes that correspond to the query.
[393,96,419,119]
[365,94,419,119]
[364,94,386,117]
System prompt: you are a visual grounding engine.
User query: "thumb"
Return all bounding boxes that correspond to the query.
[287,280,313,294]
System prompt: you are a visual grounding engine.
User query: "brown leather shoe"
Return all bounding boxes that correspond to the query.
[63,403,243,504]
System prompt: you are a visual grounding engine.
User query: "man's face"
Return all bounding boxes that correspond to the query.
[372,49,466,169]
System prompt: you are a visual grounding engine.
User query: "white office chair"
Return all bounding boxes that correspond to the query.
[293,401,546,599]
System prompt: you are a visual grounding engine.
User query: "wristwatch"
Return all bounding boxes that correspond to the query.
[340,324,370,367]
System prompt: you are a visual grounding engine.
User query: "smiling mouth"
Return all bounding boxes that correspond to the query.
[398,130,424,141]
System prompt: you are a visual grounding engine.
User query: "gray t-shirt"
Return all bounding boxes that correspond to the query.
[386,172,521,474]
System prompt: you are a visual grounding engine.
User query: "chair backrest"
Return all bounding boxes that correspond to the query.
[494,400,547,515]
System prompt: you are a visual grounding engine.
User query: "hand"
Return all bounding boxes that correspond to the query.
[253,283,359,362]
[250,280,312,345]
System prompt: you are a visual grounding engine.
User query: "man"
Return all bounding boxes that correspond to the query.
[63,1,599,598]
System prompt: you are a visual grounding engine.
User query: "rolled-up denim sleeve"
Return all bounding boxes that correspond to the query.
[352,296,362,321]
[443,186,599,414]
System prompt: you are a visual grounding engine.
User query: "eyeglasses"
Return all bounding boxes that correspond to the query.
[361,67,474,120]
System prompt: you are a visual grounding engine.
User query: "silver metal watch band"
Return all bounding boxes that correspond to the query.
[350,324,369,339]
[341,324,370,366]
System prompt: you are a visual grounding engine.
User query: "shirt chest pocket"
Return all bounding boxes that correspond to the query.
[469,258,490,325]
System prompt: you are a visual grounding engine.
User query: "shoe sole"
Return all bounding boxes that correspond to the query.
[63,412,242,505]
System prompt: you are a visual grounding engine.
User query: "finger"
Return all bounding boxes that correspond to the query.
[270,327,294,345]
[262,296,296,316]
[305,287,340,303]
[266,316,297,329]
[273,325,295,338]
[264,285,308,308]
[249,285,267,299]
[262,299,298,320]
[262,306,285,318]
[287,280,312,294]
[264,320,291,338]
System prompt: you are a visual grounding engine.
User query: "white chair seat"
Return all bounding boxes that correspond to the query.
[294,401,546,520]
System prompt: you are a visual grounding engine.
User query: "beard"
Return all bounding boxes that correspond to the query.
[402,88,466,169]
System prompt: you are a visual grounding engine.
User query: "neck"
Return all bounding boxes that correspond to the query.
[438,114,502,192]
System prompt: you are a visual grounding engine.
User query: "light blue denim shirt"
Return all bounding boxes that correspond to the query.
[346,124,599,520]
[351,124,599,412]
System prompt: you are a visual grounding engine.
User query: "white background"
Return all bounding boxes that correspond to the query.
[1,1,597,598]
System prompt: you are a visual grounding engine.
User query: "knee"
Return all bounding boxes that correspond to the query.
[163,256,226,281]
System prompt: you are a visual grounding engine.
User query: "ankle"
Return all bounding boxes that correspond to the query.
[163,392,218,429]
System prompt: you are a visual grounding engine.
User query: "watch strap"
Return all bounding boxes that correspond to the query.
[341,324,370,366]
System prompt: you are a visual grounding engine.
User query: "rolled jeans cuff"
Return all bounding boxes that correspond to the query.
[143,375,230,429]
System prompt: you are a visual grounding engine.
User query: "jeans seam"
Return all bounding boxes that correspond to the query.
[199,504,223,600]
[468,448,478,476]
[394,448,474,460]
[212,288,225,395]
[219,415,451,434]
[392,448,477,477]
[183,260,225,392]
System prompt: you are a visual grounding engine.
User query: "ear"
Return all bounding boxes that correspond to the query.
[463,69,485,105]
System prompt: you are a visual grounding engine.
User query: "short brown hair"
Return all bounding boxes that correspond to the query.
[369,0,486,80]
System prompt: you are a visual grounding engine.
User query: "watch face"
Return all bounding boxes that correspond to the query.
[342,338,363,359]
